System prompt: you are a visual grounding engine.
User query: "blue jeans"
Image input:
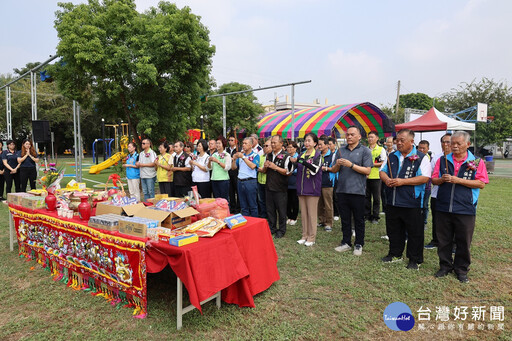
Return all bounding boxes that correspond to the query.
[238,178,258,217]
[141,177,156,201]
[211,180,229,202]
[258,183,267,218]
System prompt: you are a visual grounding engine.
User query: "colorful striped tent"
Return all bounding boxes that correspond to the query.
[257,102,394,139]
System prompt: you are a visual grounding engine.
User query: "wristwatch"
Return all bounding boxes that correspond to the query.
[242,156,247,160]
[350,163,354,169]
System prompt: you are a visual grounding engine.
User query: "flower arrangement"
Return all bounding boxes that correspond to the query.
[467,160,477,171]
[39,163,65,194]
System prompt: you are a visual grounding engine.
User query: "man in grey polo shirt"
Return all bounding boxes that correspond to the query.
[329,126,372,255]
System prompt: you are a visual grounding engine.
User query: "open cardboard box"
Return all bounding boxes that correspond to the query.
[97,202,199,238]
[95,202,146,216]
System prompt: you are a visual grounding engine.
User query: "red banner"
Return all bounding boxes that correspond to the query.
[10,206,147,318]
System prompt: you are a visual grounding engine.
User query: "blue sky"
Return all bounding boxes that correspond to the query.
[1,0,511,109]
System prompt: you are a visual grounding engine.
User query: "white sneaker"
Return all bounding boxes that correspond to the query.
[334,243,351,252]
[334,216,340,221]
[381,235,389,240]
[289,220,297,226]
[353,244,363,256]
[287,219,291,224]
[297,239,306,245]
[305,241,315,247]
[324,225,332,232]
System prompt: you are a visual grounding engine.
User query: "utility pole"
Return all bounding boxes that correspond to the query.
[395,80,401,117]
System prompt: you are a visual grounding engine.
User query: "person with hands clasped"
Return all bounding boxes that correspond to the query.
[2,140,21,194]
[294,133,322,247]
[330,126,373,256]
[208,136,231,201]
[123,142,141,201]
[190,139,211,200]
[136,138,157,201]
[431,131,488,283]
[155,141,173,196]
[17,139,39,192]
[262,135,292,238]
[231,137,260,217]
[380,129,431,269]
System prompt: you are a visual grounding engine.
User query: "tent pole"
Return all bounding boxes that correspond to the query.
[291,84,295,141]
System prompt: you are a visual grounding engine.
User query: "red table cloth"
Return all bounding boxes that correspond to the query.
[146,217,280,312]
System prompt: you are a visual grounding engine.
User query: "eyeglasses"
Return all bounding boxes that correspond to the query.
[441,140,451,144]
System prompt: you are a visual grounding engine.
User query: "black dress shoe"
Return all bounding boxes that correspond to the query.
[274,232,284,239]
[457,273,469,283]
[435,269,452,278]
[406,261,419,270]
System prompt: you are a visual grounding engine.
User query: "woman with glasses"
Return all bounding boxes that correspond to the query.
[2,140,21,194]
[190,139,211,199]
[17,139,39,191]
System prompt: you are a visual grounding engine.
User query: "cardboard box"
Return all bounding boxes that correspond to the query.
[21,196,46,210]
[118,219,148,238]
[224,214,247,229]
[154,194,169,200]
[95,202,145,216]
[166,207,199,230]
[102,203,199,237]
[7,192,32,206]
[148,197,184,205]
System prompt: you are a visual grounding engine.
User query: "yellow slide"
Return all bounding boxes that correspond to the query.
[88,151,127,174]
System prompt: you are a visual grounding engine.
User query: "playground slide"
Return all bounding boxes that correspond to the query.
[88,151,127,174]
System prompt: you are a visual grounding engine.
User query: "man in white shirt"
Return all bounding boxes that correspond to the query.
[136,138,157,201]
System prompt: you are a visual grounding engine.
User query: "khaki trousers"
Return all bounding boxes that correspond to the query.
[299,195,320,242]
[318,187,334,227]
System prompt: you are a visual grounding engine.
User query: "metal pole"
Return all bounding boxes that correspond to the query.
[208,80,311,98]
[0,55,58,91]
[73,101,78,180]
[51,132,55,162]
[222,96,226,137]
[6,86,12,139]
[77,103,82,182]
[291,84,295,141]
[31,72,39,153]
[101,118,106,161]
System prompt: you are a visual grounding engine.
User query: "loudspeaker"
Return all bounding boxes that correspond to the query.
[382,118,396,134]
[32,120,51,143]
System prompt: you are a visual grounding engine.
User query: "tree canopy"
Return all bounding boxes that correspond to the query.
[441,78,512,147]
[200,82,263,139]
[52,0,215,146]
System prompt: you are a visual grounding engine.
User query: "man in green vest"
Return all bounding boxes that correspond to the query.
[365,131,386,224]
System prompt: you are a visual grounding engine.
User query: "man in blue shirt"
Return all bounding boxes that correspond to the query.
[232,137,260,217]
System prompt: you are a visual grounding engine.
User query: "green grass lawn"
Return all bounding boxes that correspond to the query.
[1,159,511,340]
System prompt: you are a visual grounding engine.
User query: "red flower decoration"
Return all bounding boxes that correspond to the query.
[408,154,419,161]
[467,160,477,171]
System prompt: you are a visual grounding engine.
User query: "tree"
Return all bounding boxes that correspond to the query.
[52,0,215,148]
[200,82,263,138]
[399,93,433,111]
[379,104,405,125]
[441,78,512,147]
